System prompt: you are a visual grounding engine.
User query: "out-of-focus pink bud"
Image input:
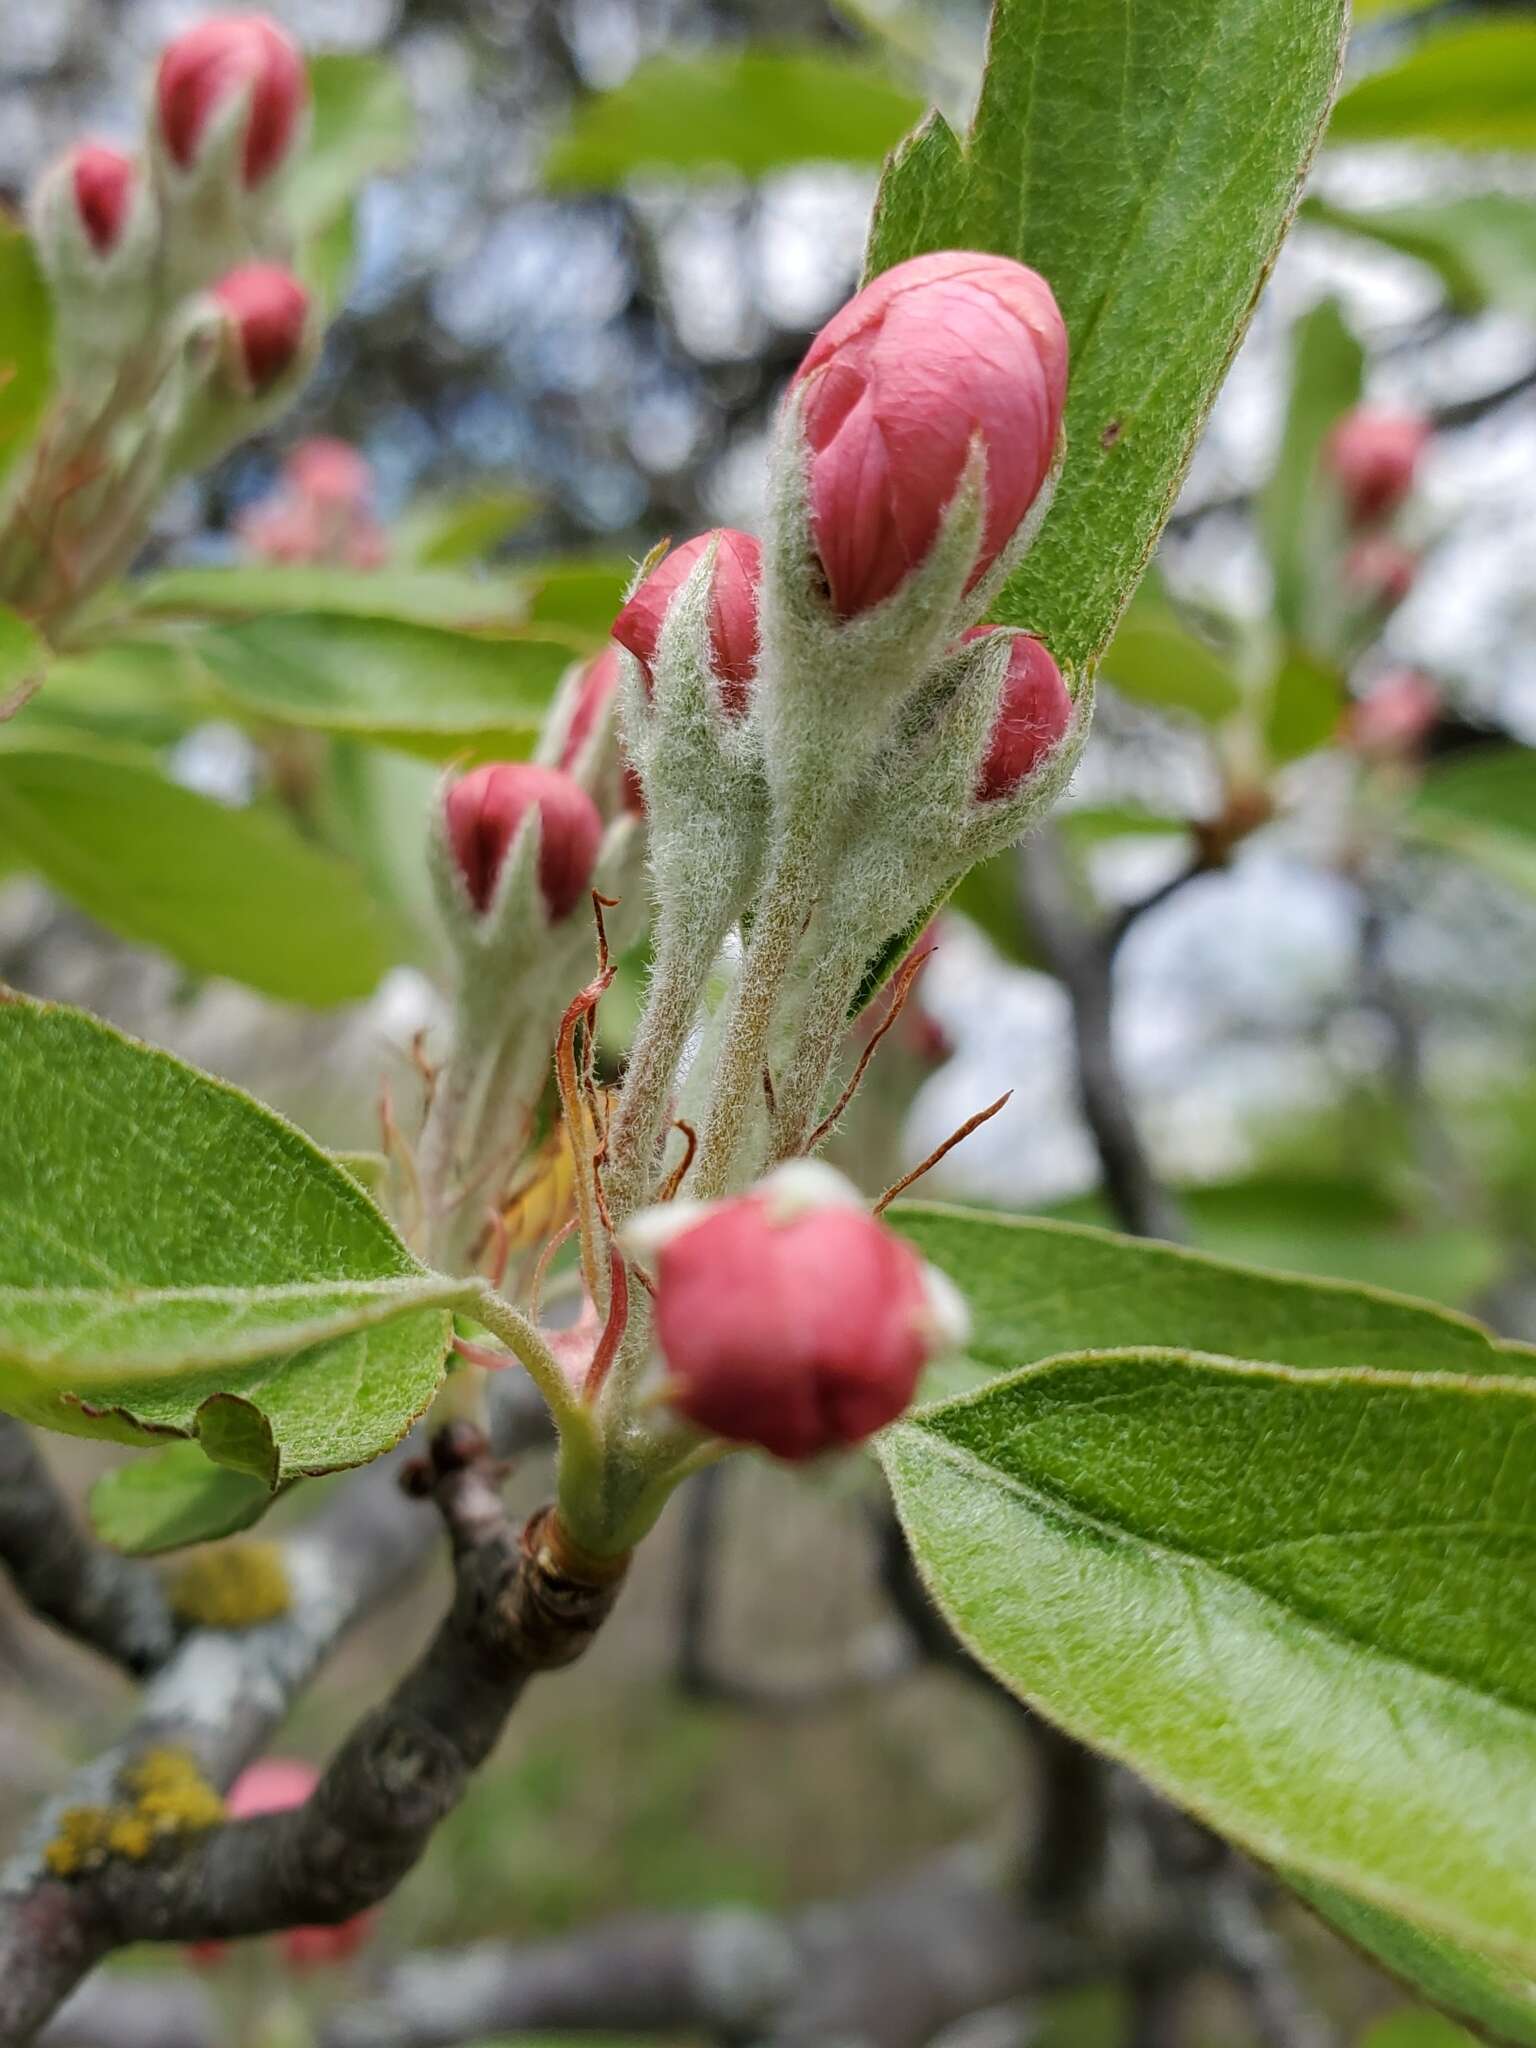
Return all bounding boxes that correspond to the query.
[559,646,646,816]
[284,436,372,510]
[70,145,137,255]
[612,529,761,712]
[1344,535,1419,612]
[212,264,309,394]
[156,14,306,189]
[643,1164,966,1460]
[1346,668,1440,761]
[963,626,1071,801]
[789,252,1068,619]
[188,1759,373,1973]
[1326,407,1431,526]
[445,762,603,922]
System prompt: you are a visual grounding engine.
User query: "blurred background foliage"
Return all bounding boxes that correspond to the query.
[5,2,1536,2043]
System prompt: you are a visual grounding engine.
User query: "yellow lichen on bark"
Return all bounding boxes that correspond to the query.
[169,1541,290,1628]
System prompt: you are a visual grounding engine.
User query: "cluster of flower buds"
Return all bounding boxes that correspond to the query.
[1324,404,1432,627]
[187,1759,372,1971]
[598,251,1082,1214]
[625,1163,967,1460]
[240,436,390,568]
[2,14,317,628]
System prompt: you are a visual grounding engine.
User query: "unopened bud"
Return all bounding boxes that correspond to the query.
[284,435,372,510]
[1343,535,1418,613]
[70,145,137,256]
[445,762,603,923]
[211,263,310,395]
[156,14,307,190]
[639,1162,967,1461]
[1326,407,1430,527]
[965,626,1072,801]
[560,646,645,814]
[789,252,1067,620]
[614,528,761,712]
[1347,668,1440,761]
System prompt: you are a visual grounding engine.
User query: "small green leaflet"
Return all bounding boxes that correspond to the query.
[89,1443,280,1556]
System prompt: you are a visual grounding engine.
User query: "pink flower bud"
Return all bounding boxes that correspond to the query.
[445,762,603,922]
[1347,668,1440,760]
[559,646,645,816]
[284,436,372,510]
[1343,534,1419,612]
[211,264,310,394]
[964,626,1072,801]
[647,1167,964,1460]
[156,14,306,189]
[70,145,137,256]
[612,529,761,712]
[1326,407,1430,526]
[789,252,1068,620]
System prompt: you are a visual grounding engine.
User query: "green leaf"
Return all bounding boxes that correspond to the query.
[324,741,447,975]
[0,993,474,1479]
[523,558,635,643]
[195,614,573,761]
[132,565,531,631]
[0,226,53,484]
[948,848,1044,973]
[1101,587,1242,724]
[544,48,922,186]
[882,1349,1536,1977]
[331,1150,390,1198]
[1410,748,1536,906]
[13,637,217,749]
[1304,193,1536,324]
[1329,22,1536,152]
[0,740,403,1004]
[0,603,47,714]
[89,1443,279,1556]
[394,487,541,567]
[1260,298,1363,645]
[888,1200,1528,1399]
[865,0,1349,674]
[1296,1879,1536,2048]
[1262,646,1346,766]
[288,53,416,238]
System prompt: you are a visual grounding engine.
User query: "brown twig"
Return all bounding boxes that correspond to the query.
[874,1092,1012,1215]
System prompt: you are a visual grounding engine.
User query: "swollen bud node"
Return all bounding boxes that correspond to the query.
[790,251,1068,620]
[445,762,603,924]
[633,1162,968,1461]
[156,14,307,190]
[964,626,1072,801]
[614,528,761,712]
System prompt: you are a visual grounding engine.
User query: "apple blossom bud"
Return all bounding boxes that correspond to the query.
[642,1162,967,1460]
[284,435,372,509]
[70,145,136,255]
[211,263,310,394]
[156,14,306,189]
[613,529,761,712]
[789,252,1067,619]
[445,762,603,922]
[560,646,645,814]
[188,1759,372,1971]
[964,626,1072,801]
[1326,407,1430,526]
[1344,535,1418,612]
[1347,668,1440,760]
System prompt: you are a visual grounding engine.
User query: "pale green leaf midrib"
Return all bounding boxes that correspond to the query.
[906,1406,1536,1727]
